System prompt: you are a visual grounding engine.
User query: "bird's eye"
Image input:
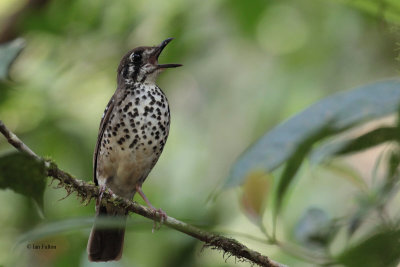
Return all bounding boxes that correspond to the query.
[131,53,141,62]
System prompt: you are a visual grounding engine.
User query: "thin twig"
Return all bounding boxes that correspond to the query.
[0,120,287,267]
[0,121,39,160]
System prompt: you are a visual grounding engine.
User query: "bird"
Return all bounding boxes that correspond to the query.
[87,38,182,262]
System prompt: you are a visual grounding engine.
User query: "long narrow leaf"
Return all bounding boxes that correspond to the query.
[311,127,399,163]
[226,80,400,188]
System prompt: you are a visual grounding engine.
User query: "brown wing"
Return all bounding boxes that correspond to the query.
[93,95,115,185]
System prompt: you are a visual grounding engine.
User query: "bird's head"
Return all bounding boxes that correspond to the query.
[117,38,182,85]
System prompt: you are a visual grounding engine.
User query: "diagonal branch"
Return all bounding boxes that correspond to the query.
[0,120,286,267]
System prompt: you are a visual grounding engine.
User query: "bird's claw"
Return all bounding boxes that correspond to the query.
[156,208,167,222]
[152,208,167,233]
[97,185,116,205]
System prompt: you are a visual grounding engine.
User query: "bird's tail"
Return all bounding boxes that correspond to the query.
[87,203,127,262]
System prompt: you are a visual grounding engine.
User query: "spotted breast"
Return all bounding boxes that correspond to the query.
[97,82,170,198]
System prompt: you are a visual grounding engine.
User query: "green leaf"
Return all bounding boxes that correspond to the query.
[387,149,400,179]
[0,38,25,80]
[311,127,399,163]
[337,228,400,267]
[379,149,400,196]
[274,142,311,223]
[226,80,400,188]
[0,152,46,210]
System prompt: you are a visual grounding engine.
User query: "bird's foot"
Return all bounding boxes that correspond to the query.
[107,188,116,197]
[98,184,116,200]
[152,208,167,233]
[156,208,167,221]
[135,184,167,232]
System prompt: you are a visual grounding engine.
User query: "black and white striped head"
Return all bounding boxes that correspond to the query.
[117,38,182,85]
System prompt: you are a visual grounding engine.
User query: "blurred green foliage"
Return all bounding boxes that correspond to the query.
[0,0,399,266]
[0,152,45,211]
[337,228,400,267]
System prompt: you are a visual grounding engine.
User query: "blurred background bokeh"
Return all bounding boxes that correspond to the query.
[0,0,399,266]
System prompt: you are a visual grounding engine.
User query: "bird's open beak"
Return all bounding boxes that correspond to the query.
[154,38,182,69]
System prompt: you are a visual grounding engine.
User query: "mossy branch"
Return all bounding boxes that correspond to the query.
[0,120,286,267]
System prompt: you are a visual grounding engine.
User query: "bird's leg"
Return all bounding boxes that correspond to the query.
[98,184,116,199]
[95,184,107,215]
[97,184,106,205]
[135,184,167,231]
[97,184,116,209]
